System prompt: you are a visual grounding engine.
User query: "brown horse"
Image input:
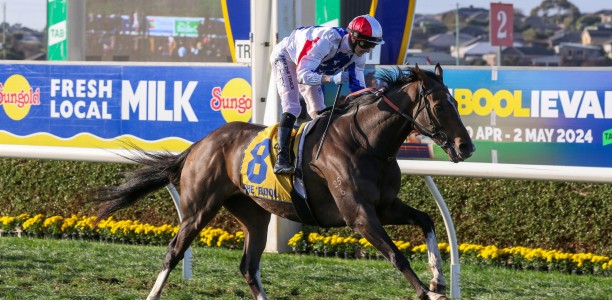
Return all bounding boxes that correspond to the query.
[92,64,475,300]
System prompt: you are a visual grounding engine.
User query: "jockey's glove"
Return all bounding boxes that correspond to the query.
[323,70,348,85]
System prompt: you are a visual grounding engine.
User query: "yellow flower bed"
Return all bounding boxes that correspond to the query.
[0,214,243,249]
[290,231,611,276]
[0,216,16,232]
[22,214,44,234]
[1,213,609,277]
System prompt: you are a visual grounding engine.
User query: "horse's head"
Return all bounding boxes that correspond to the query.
[405,63,475,163]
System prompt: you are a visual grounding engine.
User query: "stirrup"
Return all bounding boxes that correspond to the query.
[274,162,295,174]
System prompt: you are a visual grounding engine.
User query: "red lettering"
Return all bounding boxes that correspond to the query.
[209,87,252,114]
[0,84,41,108]
[210,86,223,111]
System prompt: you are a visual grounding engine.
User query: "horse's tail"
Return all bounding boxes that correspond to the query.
[92,145,194,223]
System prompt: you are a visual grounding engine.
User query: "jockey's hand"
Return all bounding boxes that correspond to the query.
[324,70,348,85]
[331,70,348,84]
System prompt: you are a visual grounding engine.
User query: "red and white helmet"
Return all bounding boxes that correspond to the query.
[347,15,384,45]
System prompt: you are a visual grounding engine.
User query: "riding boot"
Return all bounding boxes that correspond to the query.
[274,113,296,174]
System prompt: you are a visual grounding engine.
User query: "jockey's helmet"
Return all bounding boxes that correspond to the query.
[347,15,384,46]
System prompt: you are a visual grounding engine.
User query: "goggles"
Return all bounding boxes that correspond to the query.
[357,40,377,49]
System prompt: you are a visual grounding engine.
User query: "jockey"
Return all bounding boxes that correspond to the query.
[270,15,384,174]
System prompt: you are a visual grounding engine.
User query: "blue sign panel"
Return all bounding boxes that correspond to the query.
[444,68,612,167]
[358,66,612,168]
[0,63,252,151]
[2,63,611,169]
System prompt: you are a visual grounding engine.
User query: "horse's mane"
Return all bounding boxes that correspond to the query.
[376,66,419,89]
[319,66,441,117]
[340,66,416,114]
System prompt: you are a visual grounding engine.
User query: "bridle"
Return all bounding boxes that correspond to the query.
[375,81,453,150]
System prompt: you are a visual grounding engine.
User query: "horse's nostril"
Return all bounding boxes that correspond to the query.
[459,142,475,156]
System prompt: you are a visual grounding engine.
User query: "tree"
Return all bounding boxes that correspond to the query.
[522,27,549,43]
[530,0,581,29]
[575,15,601,30]
[502,55,523,66]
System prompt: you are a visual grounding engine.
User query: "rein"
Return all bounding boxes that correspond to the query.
[345,79,454,161]
[378,82,452,150]
[347,81,453,160]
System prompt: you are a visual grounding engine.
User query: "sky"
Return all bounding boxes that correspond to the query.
[415,0,606,15]
[3,0,610,32]
[3,0,47,31]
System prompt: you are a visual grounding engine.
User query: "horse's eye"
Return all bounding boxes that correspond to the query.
[434,105,444,114]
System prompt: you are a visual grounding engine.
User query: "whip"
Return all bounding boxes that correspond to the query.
[315,78,343,160]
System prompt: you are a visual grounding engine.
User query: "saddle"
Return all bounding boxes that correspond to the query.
[240,88,383,224]
[240,120,320,224]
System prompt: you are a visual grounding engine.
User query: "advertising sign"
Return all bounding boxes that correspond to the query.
[441,68,611,168]
[0,63,251,152]
[1,63,610,169]
[313,0,417,65]
[373,0,417,65]
[146,16,204,38]
[490,3,514,47]
[47,0,68,60]
[84,0,250,63]
[359,66,612,168]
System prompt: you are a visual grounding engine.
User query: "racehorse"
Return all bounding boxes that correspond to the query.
[91,63,475,300]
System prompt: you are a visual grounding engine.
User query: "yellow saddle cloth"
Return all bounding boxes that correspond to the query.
[240,123,307,202]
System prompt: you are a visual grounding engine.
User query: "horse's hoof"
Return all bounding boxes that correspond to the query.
[429,279,447,295]
[426,292,448,300]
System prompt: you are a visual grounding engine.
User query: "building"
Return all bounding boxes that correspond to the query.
[502,46,556,66]
[548,29,582,47]
[403,50,462,66]
[582,25,612,46]
[556,43,603,66]
[427,32,475,52]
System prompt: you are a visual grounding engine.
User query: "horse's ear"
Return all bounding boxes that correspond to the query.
[413,63,423,81]
[434,63,443,81]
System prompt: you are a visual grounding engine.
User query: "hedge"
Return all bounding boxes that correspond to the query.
[1,158,610,256]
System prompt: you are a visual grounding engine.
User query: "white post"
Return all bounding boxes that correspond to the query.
[422,176,461,299]
[250,0,272,124]
[262,0,279,126]
[165,184,192,279]
[257,0,304,254]
[455,2,460,66]
[67,0,86,60]
[264,214,302,253]
[2,3,6,60]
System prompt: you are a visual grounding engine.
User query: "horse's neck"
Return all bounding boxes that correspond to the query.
[349,98,413,159]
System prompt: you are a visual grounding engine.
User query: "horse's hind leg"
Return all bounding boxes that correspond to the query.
[224,195,271,300]
[147,234,187,300]
[380,198,447,296]
[146,194,225,300]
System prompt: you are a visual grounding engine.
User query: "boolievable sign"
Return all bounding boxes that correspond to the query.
[441,68,612,168]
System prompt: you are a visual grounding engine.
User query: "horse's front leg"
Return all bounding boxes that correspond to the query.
[379,198,447,296]
[340,197,445,300]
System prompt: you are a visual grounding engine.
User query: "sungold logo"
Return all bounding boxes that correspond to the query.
[0,74,41,120]
[210,78,252,122]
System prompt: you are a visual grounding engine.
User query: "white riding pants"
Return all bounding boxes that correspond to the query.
[270,52,325,119]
